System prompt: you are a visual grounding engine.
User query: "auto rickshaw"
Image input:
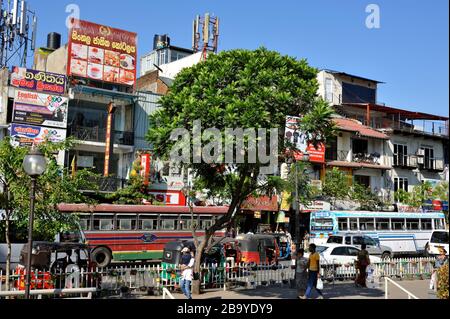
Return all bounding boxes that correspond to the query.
[236,234,279,265]
[15,242,97,291]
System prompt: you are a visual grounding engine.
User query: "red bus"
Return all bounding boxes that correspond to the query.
[57,204,228,267]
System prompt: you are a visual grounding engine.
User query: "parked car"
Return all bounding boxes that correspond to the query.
[327,233,393,259]
[305,243,382,266]
[425,230,449,256]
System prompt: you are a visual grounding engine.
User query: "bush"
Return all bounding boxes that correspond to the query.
[437,264,449,299]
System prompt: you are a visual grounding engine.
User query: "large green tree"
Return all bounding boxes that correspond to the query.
[147,48,335,293]
[0,137,97,290]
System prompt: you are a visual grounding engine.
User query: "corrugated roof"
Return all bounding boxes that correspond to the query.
[322,69,385,84]
[333,118,389,140]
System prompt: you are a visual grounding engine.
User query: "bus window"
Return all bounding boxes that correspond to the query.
[117,215,137,231]
[139,215,158,230]
[391,218,405,230]
[359,218,375,231]
[421,219,432,230]
[180,215,197,230]
[406,219,420,230]
[160,215,179,230]
[434,219,445,230]
[199,216,213,230]
[93,215,114,231]
[338,218,348,231]
[376,218,390,230]
[78,214,92,231]
[349,218,358,231]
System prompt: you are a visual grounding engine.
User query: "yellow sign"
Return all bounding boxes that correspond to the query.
[280,191,291,211]
[254,211,261,219]
[276,211,286,223]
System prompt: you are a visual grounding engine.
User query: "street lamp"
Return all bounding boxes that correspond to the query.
[22,146,47,299]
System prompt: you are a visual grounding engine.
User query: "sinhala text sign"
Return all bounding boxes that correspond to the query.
[10,123,67,147]
[10,67,66,94]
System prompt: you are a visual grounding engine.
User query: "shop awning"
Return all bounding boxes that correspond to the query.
[333,118,389,140]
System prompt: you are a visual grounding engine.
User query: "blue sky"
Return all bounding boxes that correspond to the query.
[27,0,449,116]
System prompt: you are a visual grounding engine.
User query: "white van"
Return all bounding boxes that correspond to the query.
[425,230,449,256]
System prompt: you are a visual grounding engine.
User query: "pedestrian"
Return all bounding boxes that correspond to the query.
[302,244,324,299]
[295,248,308,298]
[355,243,371,288]
[303,232,310,249]
[180,247,194,299]
[430,247,448,291]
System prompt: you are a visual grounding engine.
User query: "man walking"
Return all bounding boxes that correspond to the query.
[180,247,194,299]
[302,244,324,299]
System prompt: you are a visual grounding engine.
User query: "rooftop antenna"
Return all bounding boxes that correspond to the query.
[192,13,219,60]
[0,0,37,68]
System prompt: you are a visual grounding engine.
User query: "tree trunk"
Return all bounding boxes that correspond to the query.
[5,216,11,292]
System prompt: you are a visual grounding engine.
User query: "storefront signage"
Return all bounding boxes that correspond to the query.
[67,19,137,86]
[149,190,186,206]
[285,116,325,163]
[141,154,151,186]
[10,123,66,147]
[241,196,279,212]
[10,67,66,94]
[12,90,68,128]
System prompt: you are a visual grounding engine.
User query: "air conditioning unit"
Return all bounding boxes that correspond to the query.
[417,157,424,164]
[416,149,425,156]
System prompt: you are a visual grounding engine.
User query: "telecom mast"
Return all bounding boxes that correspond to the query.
[0,0,37,68]
[192,13,219,60]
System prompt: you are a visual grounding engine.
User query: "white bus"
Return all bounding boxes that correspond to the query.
[309,210,447,256]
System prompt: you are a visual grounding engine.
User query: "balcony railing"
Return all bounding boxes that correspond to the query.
[393,154,418,168]
[352,152,381,165]
[68,126,134,146]
[421,158,445,171]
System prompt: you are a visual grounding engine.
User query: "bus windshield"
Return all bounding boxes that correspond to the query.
[311,218,334,231]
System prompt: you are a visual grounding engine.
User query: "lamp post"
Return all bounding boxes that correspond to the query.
[22,146,47,299]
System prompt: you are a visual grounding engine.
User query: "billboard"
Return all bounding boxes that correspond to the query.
[285,116,325,163]
[10,123,67,147]
[12,90,68,128]
[67,19,137,86]
[10,67,67,95]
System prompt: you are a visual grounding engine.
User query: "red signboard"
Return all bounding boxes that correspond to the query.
[67,19,137,87]
[141,154,151,186]
[293,143,326,163]
[241,196,279,212]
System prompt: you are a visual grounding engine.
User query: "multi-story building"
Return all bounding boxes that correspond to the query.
[317,69,449,203]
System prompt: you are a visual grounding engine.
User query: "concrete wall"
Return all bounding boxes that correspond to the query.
[34,45,68,74]
[0,68,9,127]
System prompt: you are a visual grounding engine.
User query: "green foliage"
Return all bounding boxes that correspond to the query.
[283,162,317,208]
[394,181,447,208]
[351,183,382,211]
[437,263,449,299]
[0,137,98,240]
[322,168,350,203]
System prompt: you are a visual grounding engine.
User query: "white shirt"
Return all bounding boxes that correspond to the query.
[181,257,195,281]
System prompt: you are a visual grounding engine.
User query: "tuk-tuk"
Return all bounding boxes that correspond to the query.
[160,237,234,287]
[15,242,96,290]
[236,234,279,265]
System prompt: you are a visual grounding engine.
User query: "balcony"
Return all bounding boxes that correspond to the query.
[68,126,134,146]
[352,152,382,165]
[420,158,445,172]
[327,150,391,170]
[393,154,419,169]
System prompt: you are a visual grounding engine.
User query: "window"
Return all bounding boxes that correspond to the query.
[353,236,364,245]
[376,218,390,230]
[160,216,179,231]
[180,215,197,230]
[394,177,409,193]
[79,214,92,231]
[434,219,445,230]
[117,215,136,231]
[421,219,432,230]
[421,147,435,169]
[391,218,405,230]
[346,247,360,256]
[352,139,368,155]
[394,144,408,166]
[345,236,352,245]
[327,236,343,244]
[342,82,376,104]
[354,176,371,188]
[93,215,114,231]
[325,78,333,103]
[359,218,375,231]
[199,216,213,230]
[325,136,338,161]
[406,219,420,230]
[363,237,378,246]
[431,231,449,244]
[338,218,348,231]
[350,218,358,231]
[331,247,347,256]
[139,215,158,230]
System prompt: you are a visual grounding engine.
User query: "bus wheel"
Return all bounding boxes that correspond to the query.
[92,247,112,268]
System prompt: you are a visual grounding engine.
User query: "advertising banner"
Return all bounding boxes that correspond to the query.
[12,90,68,128]
[67,19,137,86]
[10,123,67,147]
[140,153,151,186]
[10,67,66,94]
[285,116,325,163]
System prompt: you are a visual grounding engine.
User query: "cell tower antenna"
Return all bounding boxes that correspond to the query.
[192,13,220,59]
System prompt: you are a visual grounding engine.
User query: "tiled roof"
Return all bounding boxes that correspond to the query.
[333,118,389,140]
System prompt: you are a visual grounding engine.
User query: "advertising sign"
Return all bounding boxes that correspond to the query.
[67,19,137,86]
[140,153,151,186]
[285,116,325,163]
[10,123,67,147]
[149,190,186,206]
[12,90,68,128]
[10,67,66,94]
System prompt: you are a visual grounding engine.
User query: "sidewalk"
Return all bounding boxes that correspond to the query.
[133,280,433,300]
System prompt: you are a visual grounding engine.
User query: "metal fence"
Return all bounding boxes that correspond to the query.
[0,257,437,298]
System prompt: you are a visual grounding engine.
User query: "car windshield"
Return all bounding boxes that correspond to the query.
[327,236,343,244]
[431,231,449,244]
[316,246,328,253]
